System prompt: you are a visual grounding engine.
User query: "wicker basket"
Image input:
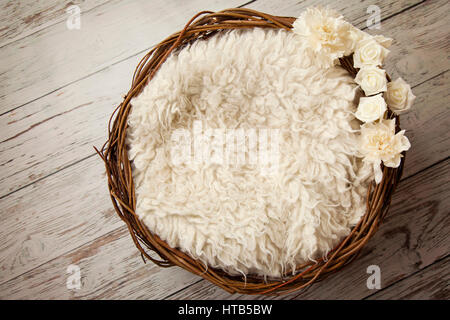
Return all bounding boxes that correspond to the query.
[97,8,405,295]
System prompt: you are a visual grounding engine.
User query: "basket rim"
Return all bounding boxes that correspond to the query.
[96,8,405,295]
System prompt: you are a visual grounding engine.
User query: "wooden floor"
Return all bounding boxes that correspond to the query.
[0,0,448,300]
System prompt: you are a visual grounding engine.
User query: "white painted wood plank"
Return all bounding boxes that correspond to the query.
[0,0,246,115]
[0,0,250,289]
[0,227,200,299]
[1,0,445,198]
[248,0,450,89]
[248,0,422,28]
[1,0,448,300]
[0,0,111,48]
[1,69,446,204]
[0,155,123,285]
[0,55,138,197]
[4,149,445,300]
[166,159,450,299]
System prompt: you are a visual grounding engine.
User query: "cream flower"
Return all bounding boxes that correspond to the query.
[345,26,365,53]
[385,77,416,114]
[292,7,356,68]
[348,30,393,50]
[355,67,387,96]
[373,35,393,49]
[359,119,411,183]
[355,94,387,123]
[353,37,390,68]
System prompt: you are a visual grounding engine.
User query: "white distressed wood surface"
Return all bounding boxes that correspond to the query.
[0,0,111,48]
[0,227,200,299]
[248,0,423,26]
[0,68,447,292]
[166,159,450,299]
[0,0,246,115]
[1,0,445,198]
[0,156,122,285]
[2,156,448,299]
[0,0,449,300]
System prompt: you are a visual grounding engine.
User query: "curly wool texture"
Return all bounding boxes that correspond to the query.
[127,28,373,277]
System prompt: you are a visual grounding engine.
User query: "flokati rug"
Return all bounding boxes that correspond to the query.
[126,27,375,277]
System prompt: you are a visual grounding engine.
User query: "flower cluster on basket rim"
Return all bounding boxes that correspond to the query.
[292,6,416,183]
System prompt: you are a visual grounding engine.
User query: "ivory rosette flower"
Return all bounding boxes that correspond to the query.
[355,67,387,96]
[347,30,393,51]
[359,119,411,183]
[373,35,393,49]
[385,77,416,114]
[355,94,387,123]
[292,7,356,68]
[353,37,390,68]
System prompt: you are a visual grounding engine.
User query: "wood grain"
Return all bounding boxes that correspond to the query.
[240,0,450,89]
[1,70,447,201]
[400,72,450,178]
[166,159,450,299]
[1,0,447,198]
[0,56,137,197]
[0,0,448,300]
[2,154,448,299]
[0,0,247,115]
[0,156,123,285]
[0,227,200,299]
[0,0,111,48]
[248,0,423,28]
[367,256,449,300]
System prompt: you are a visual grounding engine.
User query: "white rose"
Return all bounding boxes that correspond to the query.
[355,67,387,96]
[373,35,393,48]
[292,7,356,68]
[359,119,411,183]
[355,94,387,123]
[385,77,416,114]
[353,37,390,68]
[345,26,365,53]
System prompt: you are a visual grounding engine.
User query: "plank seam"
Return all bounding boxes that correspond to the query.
[162,279,205,300]
[1,0,444,198]
[238,0,258,8]
[362,254,450,300]
[0,0,428,116]
[0,0,445,295]
[3,71,444,199]
[0,0,116,50]
[401,156,449,184]
[1,157,447,294]
[144,158,450,299]
[0,153,97,200]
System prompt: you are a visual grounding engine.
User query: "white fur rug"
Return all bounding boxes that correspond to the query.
[126,28,373,277]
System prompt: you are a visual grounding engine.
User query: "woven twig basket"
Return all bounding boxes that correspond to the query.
[97,8,405,295]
